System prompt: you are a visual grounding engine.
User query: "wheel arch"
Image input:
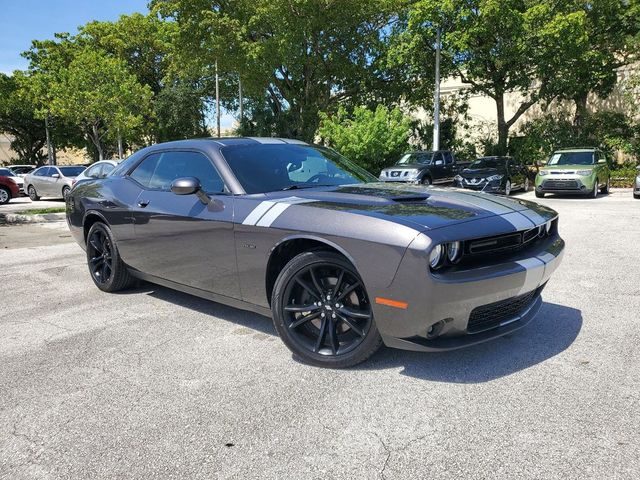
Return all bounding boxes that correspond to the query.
[82,210,109,244]
[265,235,358,306]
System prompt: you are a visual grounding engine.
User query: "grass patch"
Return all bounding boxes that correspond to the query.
[19,207,66,215]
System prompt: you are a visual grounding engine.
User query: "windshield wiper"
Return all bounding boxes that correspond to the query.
[281,185,315,191]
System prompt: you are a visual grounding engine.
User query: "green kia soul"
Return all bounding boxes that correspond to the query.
[535,148,611,198]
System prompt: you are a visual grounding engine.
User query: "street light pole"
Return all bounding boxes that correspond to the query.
[215,60,221,138]
[432,26,442,152]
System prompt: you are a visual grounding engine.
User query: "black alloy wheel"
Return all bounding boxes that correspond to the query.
[272,251,382,368]
[85,222,133,292]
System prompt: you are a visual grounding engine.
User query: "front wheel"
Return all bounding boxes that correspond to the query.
[504,180,512,196]
[601,177,610,194]
[271,251,382,368]
[62,185,71,199]
[590,178,599,198]
[28,185,40,201]
[421,176,432,186]
[0,186,11,205]
[523,177,530,192]
[535,190,545,198]
[86,222,133,292]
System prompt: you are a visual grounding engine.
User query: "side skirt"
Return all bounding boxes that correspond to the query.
[128,269,272,318]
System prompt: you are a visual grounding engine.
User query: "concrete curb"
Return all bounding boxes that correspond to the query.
[0,212,66,224]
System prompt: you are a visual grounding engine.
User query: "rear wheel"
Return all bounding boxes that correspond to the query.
[86,222,133,292]
[271,251,382,368]
[62,185,71,199]
[0,186,10,205]
[28,185,40,201]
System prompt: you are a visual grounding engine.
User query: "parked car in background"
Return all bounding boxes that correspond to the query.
[0,170,21,205]
[454,156,529,196]
[634,165,640,199]
[24,165,86,200]
[0,167,25,197]
[72,160,121,186]
[535,148,610,198]
[379,150,460,185]
[8,165,35,177]
[67,137,564,368]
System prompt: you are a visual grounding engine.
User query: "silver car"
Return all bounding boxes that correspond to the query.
[24,165,86,200]
[634,165,640,199]
[72,160,120,186]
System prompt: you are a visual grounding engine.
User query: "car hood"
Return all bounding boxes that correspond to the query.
[540,164,594,171]
[460,167,504,178]
[264,183,556,231]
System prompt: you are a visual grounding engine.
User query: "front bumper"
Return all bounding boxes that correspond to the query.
[370,231,564,352]
[456,179,502,193]
[536,175,595,194]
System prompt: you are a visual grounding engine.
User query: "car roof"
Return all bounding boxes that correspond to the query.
[554,147,597,152]
[146,137,311,149]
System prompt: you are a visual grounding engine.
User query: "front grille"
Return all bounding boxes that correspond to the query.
[467,286,544,333]
[466,223,547,256]
[542,179,580,190]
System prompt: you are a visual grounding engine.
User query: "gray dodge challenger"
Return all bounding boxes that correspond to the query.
[66,138,565,368]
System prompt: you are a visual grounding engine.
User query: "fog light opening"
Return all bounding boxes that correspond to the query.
[426,320,446,339]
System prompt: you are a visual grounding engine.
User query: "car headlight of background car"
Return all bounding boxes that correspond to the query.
[406,169,420,180]
[538,170,549,176]
[576,170,593,176]
[486,174,503,181]
[454,174,463,182]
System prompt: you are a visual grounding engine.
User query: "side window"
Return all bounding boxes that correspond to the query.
[50,168,60,177]
[433,152,444,164]
[84,164,101,178]
[101,163,115,177]
[130,151,225,193]
[444,152,453,164]
[35,167,49,177]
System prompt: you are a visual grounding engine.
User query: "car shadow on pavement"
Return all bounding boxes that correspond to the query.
[118,283,277,337]
[359,302,582,383]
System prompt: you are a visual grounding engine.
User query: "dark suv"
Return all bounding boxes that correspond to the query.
[378,150,459,185]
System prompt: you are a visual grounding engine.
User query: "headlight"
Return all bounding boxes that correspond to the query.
[454,175,462,182]
[487,174,503,181]
[576,170,592,176]
[446,241,462,263]
[429,244,444,270]
[538,170,549,176]
[406,169,420,179]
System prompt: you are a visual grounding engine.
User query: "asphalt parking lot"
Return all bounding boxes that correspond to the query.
[1,190,639,479]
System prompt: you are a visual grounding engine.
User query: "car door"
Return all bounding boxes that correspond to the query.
[125,150,240,298]
[38,167,56,195]
[431,152,446,183]
[507,159,521,188]
[443,151,455,182]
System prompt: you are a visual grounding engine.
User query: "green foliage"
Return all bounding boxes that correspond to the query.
[317,105,413,173]
[609,164,638,188]
[513,110,639,168]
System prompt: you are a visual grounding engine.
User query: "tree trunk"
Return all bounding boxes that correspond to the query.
[45,116,54,165]
[90,123,104,161]
[495,93,509,156]
[573,92,588,128]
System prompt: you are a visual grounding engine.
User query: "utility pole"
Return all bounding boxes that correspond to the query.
[238,75,243,121]
[432,26,442,152]
[45,115,54,165]
[215,60,221,138]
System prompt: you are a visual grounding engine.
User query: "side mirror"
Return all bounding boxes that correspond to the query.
[435,160,444,166]
[170,176,210,205]
[51,173,60,179]
[636,165,640,171]
[598,158,607,164]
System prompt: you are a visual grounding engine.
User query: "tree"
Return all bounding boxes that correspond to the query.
[48,48,153,161]
[0,73,47,164]
[152,0,400,141]
[317,105,412,173]
[397,0,588,154]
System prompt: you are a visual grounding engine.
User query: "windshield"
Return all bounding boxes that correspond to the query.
[221,144,377,194]
[396,152,432,165]
[548,152,594,166]
[0,168,15,176]
[58,166,86,177]
[469,158,507,169]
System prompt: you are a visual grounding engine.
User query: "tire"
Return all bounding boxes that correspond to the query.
[523,177,530,192]
[504,180,512,196]
[0,186,11,205]
[62,185,71,199]
[590,179,599,198]
[421,176,432,186]
[271,250,383,368]
[28,185,40,201]
[535,190,545,198]
[601,176,610,194]
[634,193,640,199]
[85,222,133,292]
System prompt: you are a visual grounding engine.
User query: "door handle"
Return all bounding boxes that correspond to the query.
[137,200,150,208]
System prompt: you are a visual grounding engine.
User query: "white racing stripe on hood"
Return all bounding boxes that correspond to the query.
[501,212,535,230]
[431,190,514,215]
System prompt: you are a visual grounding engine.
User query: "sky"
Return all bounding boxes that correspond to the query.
[0,0,234,127]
